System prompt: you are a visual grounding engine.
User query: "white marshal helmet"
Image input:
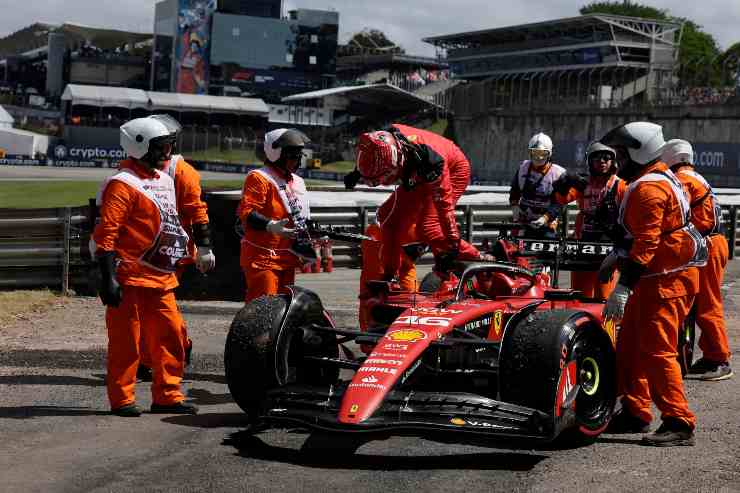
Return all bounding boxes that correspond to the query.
[120,117,171,159]
[528,132,553,153]
[263,128,311,163]
[601,121,665,165]
[662,138,694,167]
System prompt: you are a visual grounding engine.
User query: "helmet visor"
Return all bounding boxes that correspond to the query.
[529,149,550,161]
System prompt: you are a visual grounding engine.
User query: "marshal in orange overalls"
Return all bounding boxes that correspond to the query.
[672,166,731,363]
[93,159,188,410]
[237,165,308,301]
[617,162,700,429]
[555,175,626,299]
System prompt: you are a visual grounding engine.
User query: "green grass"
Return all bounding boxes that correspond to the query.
[426,119,448,136]
[0,179,334,208]
[185,147,259,164]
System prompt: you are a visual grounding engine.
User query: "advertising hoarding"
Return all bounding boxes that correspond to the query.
[174,0,217,94]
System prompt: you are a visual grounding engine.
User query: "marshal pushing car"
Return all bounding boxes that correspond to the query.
[224,259,618,443]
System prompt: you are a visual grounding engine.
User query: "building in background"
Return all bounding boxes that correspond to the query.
[424,14,682,108]
[152,0,338,101]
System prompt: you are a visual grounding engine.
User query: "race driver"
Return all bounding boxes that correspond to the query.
[509,133,566,239]
[237,128,313,302]
[553,141,625,300]
[132,114,215,379]
[601,122,707,446]
[662,138,733,381]
[345,123,484,281]
[92,117,197,416]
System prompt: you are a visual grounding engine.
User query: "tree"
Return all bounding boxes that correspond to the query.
[580,1,720,68]
[347,29,404,54]
[580,1,667,19]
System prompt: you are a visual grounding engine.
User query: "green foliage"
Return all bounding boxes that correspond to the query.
[580,1,667,19]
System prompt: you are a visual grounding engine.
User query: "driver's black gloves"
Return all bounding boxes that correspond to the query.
[344,169,362,190]
[434,245,460,273]
[97,250,122,307]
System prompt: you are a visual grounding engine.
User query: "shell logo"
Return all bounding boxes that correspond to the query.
[450,417,466,426]
[350,404,359,413]
[387,329,426,343]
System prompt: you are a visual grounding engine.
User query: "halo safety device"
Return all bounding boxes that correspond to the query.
[356,130,403,186]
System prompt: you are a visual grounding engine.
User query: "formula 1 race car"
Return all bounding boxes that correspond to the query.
[224,259,617,443]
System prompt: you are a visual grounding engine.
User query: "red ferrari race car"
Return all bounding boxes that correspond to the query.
[224,258,618,444]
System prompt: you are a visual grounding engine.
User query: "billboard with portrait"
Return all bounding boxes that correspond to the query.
[174,0,216,94]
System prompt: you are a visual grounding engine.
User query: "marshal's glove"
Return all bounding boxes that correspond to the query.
[97,251,122,307]
[266,218,296,239]
[195,246,216,273]
[530,215,549,229]
[603,284,631,321]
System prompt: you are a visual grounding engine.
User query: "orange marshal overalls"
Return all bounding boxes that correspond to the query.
[673,166,731,363]
[93,159,188,409]
[617,162,702,429]
[237,165,308,302]
[555,175,626,299]
[126,155,208,368]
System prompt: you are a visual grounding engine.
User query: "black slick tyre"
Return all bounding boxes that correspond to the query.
[499,309,616,440]
[224,295,338,421]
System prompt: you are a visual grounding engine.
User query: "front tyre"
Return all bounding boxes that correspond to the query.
[499,310,616,441]
[224,295,338,421]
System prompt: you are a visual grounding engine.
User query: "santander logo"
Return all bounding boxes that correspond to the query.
[362,375,379,384]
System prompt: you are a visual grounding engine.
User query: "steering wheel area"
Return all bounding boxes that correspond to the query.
[453,262,537,301]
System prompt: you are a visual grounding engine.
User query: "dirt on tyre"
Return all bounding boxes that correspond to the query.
[224,295,339,421]
[499,309,616,440]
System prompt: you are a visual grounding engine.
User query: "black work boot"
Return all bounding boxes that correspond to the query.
[111,403,143,417]
[606,407,651,434]
[150,401,199,415]
[641,417,695,447]
[184,338,193,367]
[136,365,153,382]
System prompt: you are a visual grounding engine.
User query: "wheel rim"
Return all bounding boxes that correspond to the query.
[572,328,615,430]
[580,356,600,396]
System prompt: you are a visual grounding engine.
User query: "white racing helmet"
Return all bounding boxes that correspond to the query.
[120,117,173,166]
[662,138,694,168]
[528,132,553,163]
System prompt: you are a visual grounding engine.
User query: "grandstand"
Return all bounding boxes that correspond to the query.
[424,14,682,109]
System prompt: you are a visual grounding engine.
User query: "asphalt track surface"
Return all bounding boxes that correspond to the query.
[1,263,739,492]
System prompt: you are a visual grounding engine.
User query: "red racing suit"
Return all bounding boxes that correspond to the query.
[379,124,479,278]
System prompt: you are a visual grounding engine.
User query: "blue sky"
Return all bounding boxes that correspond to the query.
[2,1,736,56]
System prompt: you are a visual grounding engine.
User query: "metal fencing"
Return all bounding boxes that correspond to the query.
[1,203,738,294]
[0,207,91,293]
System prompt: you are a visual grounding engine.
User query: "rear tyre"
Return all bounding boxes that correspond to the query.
[224,295,338,421]
[499,310,616,440]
